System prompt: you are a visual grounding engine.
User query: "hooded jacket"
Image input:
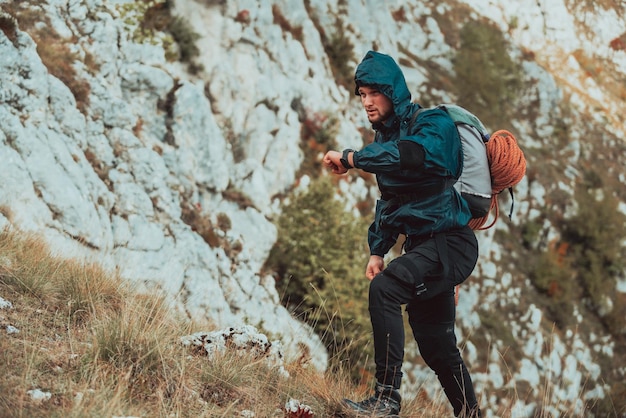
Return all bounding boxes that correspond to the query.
[351,51,472,256]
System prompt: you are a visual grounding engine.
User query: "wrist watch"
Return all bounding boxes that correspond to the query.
[340,149,354,169]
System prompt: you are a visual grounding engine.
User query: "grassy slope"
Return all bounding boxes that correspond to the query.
[0,228,448,417]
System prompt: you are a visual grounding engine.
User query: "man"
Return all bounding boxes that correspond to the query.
[323,50,481,417]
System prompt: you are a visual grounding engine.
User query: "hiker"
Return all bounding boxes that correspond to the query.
[323,50,482,417]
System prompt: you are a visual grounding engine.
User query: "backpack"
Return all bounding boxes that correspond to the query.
[410,104,527,230]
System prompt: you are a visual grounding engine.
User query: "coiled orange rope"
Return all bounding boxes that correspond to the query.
[468,130,527,230]
[457,130,525,305]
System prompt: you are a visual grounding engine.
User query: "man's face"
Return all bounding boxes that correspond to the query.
[358,86,394,123]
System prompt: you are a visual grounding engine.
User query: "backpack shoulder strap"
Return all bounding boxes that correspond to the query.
[409,106,427,127]
[400,106,427,138]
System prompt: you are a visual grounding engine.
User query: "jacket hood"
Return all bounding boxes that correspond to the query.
[354,51,413,120]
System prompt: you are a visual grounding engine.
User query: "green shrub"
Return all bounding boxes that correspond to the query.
[527,245,578,328]
[117,0,200,67]
[265,177,373,377]
[453,21,523,130]
[520,218,543,249]
[118,1,169,44]
[298,110,339,178]
[324,25,356,90]
[562,185,626,326]
[476,309,517,357]
[528,177,626,334]
[167,15,200,63]
[306,8,355,91]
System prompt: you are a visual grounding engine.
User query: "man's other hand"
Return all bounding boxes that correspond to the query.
[366,255,385,280]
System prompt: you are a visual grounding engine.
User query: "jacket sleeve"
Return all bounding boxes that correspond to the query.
[367,200,399,256]
[354,109,461,178]
[353,141,400,173]
[402,109,462,177]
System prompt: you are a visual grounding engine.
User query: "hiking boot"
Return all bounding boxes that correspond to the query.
[342,382,401,417]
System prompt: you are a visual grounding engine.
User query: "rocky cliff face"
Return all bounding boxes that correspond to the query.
[1,0,625,416]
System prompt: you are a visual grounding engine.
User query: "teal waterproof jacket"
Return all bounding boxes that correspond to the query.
[351,51,472,256]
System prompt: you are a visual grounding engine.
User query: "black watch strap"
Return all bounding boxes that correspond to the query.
[340,149,354,169]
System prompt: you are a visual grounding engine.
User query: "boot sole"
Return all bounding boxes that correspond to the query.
[337,412,399,418]
[340,398,400,417]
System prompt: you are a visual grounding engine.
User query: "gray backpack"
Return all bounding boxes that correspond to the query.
[410,104,492,218]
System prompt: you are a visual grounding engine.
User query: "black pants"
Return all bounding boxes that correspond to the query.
[368,226,479,416]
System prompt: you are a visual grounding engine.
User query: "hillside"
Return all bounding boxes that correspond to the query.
[1,0,626,416]
[0,229,383,417]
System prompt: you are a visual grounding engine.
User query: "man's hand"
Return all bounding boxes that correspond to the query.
[366,255,385,280]
[323,150,348,175]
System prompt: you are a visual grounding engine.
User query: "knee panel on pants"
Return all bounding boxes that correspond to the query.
[368,271,414,311]
[413,325,462,372]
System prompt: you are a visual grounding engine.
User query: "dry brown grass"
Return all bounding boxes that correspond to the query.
[0,227,446,417]
[3,223,616,417]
